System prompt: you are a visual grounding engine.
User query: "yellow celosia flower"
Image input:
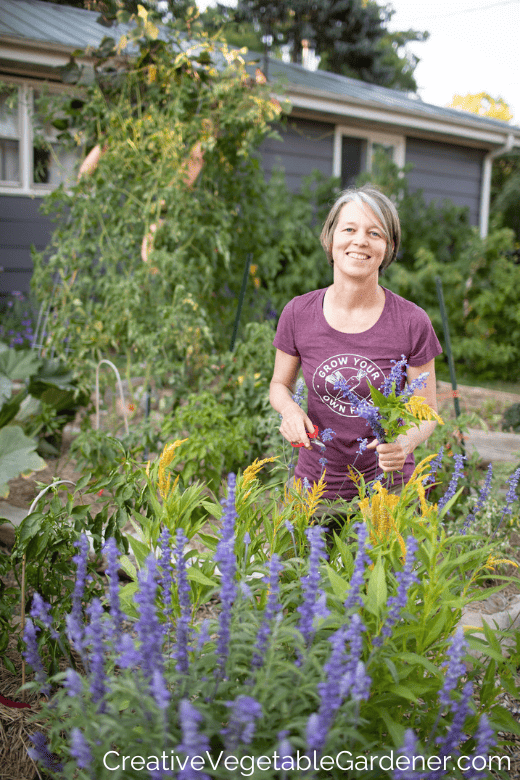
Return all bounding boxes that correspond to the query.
[242,456,279,489]
[405,396,444,425]
[363,482,407,561]
[158,439,188,499]
[484,554,519,571]
[305,471,327,523]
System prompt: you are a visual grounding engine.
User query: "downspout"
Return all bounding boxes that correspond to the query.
[479,132,514,238]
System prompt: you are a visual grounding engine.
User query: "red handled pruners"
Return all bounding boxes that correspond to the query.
[291,425,326,449]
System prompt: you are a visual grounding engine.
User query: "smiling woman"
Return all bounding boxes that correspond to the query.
[269,184,443,506]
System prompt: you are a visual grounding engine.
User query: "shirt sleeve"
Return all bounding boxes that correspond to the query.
[273,298,300,357]
[408,306,443,366]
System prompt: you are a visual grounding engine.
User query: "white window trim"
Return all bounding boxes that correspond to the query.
[333,125,405,180]
[0,79,79,196]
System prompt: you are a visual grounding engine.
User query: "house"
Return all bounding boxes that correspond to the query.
[1,0,519,298]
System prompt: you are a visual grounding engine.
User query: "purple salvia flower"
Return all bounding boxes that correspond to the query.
[424,446,445,486]
[158,526,174,625]
[70,727,92,770]
[174,529,191,675]
[434,680,472,768]
[381,536,419,639]
[318,456,328,469]
[463,715,496,780]
[284,520,296,549]
[462,463,493,534]
[102,537,124,642]
[307,625,351,754]
[302,476,311,492]
[320,428,336,442]
[495,466,520,535]
[297,526,328,648]
[151,667,170,711]
[215,474,237,674]
[339,614,369,700]
[292,378,305,408]
[437,454,466,513]
[252,554,283,668]
[196,619,210,651]
[64,667,83,697]
[222,695,263,749]
[356,437,368,455]
[439,627,467,709]
[28,732,63,773]
[401,371,429,399]
[22,618,49,695]
[85,598,107,711]
[135,555,164,681]
[344,523,371,611]
[177,700,211,780]
[116,632,141,668]
[381,355,407,397]
[30,593,58,639]
[334,376,386,442]
[393,729,420,780]
[68,534,89,653]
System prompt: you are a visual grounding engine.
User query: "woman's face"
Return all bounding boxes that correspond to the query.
[331,200,388,281]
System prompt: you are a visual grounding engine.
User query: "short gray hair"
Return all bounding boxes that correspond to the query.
[320,184,401,272]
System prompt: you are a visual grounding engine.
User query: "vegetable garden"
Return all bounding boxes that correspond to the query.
[1,7,520,779]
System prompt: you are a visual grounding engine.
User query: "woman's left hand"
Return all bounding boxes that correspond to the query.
[366,439,407,473]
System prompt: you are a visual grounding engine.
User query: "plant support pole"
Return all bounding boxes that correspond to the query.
[230,253,252,352]
[435,276,462,419]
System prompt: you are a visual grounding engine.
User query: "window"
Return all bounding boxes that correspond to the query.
[0,89,20,184]
[0,83,80,194]
[334,128,405,187]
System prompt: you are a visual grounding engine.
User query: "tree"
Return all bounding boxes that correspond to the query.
[448,92,513,123]
[202,0,428,91]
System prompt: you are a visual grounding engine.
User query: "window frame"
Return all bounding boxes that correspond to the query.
[333,125,406,184]
[0,79,80,195]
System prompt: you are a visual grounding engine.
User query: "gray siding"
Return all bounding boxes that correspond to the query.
[405,137,484,225]
[258,117,335,192]
[0,195,52,298]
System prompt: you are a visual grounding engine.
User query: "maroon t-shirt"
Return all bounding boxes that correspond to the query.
[273,287,443,500]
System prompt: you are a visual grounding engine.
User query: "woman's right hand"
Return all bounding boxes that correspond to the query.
[279,402,316,450]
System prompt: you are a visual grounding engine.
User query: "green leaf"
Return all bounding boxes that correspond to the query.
[325,563,349,600]
[187,566,217,588]
[0,426,46,497]
[387,683,420,703]
[126,536,150,568]
[0,348,41,382]
[365,555,387,616]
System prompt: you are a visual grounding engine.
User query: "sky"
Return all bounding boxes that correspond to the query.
[195,0,520,124]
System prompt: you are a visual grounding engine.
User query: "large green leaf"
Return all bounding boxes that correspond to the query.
[0,348,41,382]
[0,425,46,497]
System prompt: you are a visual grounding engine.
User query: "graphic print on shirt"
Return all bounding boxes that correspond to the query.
[312,353,383,418]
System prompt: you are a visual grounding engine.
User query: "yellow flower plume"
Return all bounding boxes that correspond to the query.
[405,396,444,425]
[158,438,188,499]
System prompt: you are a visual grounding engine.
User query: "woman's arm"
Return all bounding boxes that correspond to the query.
[367,358,439,473]
[269,349,316,450]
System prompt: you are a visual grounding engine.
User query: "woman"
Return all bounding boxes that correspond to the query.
[269,184,443,501]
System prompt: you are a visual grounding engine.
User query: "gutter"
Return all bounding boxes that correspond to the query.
[479,132,515,238]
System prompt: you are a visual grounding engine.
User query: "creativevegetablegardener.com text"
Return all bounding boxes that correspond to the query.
[103,749,510,775]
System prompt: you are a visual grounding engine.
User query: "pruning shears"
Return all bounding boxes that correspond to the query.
[291,425,326,449]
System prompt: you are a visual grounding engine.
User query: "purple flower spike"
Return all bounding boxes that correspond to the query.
[85,598,108,710]
[297,526,328,648]
[177,700,210,780]
[174,529,192,675]
[64,667,83,697]
[320,428,336,442]
[158,527,174,624]
[68,534,89,653]
[215,474,238,675]
[103,537,124,642]
[495,466,520,535]
[438,454,465,513]
[30,593,58,640]
[439,627,467,709]
[28,732,63,773]
[70,727,92,770]
[424,446,444,486]
[462,463,493,534]
[381,536,419,638]
[22,618,49,695]
[381,355,407,397]
[252,554,283,668]
[393,729,420,780]
[135,555,164,682]
[463,715,496,780]
[344,523,371,611]
[222,695,263,749]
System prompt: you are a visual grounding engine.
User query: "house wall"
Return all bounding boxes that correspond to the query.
[258,117,335,192]
[404,137,485,226]
[0,195,51,299]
